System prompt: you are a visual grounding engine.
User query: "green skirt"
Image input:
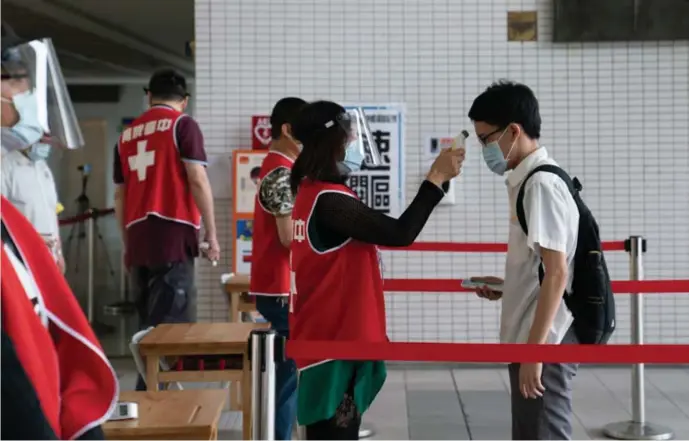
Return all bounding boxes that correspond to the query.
[297,360,387,426]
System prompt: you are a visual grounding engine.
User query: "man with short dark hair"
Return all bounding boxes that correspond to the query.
[113,68,219,391]
[468,80,580,440]
[250,96,306,440]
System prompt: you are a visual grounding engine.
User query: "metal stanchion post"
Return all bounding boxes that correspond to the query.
[262,332,277,440]
[251,330,264,440]
[86,213,95,323]
[603,236,673,440]
[250,329,278,441]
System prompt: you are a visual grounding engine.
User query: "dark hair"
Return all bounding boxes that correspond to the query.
[270,97,306,140]
[250,166,261,179]
[468,80,541,139]
[145,68,189,101]
[290,100,349,195]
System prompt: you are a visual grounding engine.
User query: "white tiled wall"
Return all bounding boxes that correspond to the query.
[194,0,689,343]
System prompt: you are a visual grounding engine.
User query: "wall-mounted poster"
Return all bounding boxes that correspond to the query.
[233,150,267,215]
[251,115,272,150]
[234,219,254,275]
[231,149,268,274]
[343,104,405,217]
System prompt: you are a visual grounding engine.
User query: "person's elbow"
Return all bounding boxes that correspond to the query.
[540,247,568,289]
[275,215,292,248]
[184,161,208,188]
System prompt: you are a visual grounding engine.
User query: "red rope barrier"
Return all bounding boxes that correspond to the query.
[382,279,689,293]
[58,208,115,226]
[382,241,627,253]
[286,341,689,364]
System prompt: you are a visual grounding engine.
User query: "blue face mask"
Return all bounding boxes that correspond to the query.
[342,139,366,173]
[481,128,516,176]
[1,91,44,152]
[26,143,51,161]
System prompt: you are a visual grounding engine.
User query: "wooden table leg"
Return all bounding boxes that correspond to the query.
[146,355,160,391]
[230,292,240,322]
[242,352,252,440]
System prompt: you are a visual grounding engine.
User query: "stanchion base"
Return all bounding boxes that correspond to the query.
[91,320,116,336]
[359,426,375,439]
[603,421,674,440]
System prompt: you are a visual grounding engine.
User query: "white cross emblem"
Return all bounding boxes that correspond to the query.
[128,140,155,182]
[293,219,306,243]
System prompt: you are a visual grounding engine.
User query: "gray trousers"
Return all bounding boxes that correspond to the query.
[508,328,579,440]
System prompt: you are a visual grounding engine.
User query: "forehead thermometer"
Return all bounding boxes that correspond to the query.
[451,130,470,150]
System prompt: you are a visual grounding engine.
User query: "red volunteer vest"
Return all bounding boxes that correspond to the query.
[1,196,118,439]
[249,151,295,296]
[118,105,201,229]
[289,180,388,370]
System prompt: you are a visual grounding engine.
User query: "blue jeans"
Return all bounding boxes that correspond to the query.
[256,296,298,440]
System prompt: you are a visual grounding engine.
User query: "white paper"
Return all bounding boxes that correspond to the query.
[206,154,232,199]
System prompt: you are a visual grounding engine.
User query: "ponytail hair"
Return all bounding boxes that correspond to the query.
[290,100,349,195]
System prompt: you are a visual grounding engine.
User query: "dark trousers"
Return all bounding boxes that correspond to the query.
[256,296,298,440]
[508,327,579,440]
[132,260,196,391]
[305,380,361,440]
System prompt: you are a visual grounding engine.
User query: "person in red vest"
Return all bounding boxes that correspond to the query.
[289,101,464,439]
[1,27,118,440]
[113,69,219,391]
[249,96,306,440]
[2,197,119,439]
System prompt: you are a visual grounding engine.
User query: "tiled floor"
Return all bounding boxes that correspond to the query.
[112,359,689,440]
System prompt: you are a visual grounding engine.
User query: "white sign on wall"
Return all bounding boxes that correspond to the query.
[344,104,405,217]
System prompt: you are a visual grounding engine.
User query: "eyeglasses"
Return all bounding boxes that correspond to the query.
[476,127,505,146]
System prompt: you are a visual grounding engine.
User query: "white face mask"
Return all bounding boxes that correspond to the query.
[1,91,44,152]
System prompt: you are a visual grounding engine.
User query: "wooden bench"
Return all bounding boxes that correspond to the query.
[103,390,226,440]
[139,322,269,440]
[223,274,257,322]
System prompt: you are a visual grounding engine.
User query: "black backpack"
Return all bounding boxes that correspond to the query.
[516,164,616,345]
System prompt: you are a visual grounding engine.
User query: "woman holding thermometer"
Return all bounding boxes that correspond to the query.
[288,100,466,439]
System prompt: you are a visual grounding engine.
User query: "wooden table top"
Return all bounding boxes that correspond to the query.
[223,273,250,292]
[139,322,269,356]
[103,390,226,440]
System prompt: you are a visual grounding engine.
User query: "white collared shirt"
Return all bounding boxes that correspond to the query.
[501,147,578,344]
[1,149,60,240]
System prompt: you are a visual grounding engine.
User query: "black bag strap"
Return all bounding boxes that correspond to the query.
[515,164,581,236]
[515,164,583,285]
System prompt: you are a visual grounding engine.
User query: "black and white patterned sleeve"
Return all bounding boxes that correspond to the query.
[258,167,294,216]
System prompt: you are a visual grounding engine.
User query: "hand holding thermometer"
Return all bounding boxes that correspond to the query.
[452,130,470,150]
[200,242,218,266]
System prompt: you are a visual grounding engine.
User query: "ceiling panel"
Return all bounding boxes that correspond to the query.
[2,0,194,78]
[48,0,194,56]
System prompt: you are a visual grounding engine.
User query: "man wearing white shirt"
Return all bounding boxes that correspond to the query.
[468,80,579,440]
[1,59,64,273]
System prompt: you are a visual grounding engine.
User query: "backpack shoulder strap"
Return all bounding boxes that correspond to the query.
[515,164,577,236]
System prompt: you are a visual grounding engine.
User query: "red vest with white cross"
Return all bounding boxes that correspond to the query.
[118,105,201,229]
[289,180,388,370]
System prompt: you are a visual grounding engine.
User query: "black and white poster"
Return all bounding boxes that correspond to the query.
[344,104,405,217]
